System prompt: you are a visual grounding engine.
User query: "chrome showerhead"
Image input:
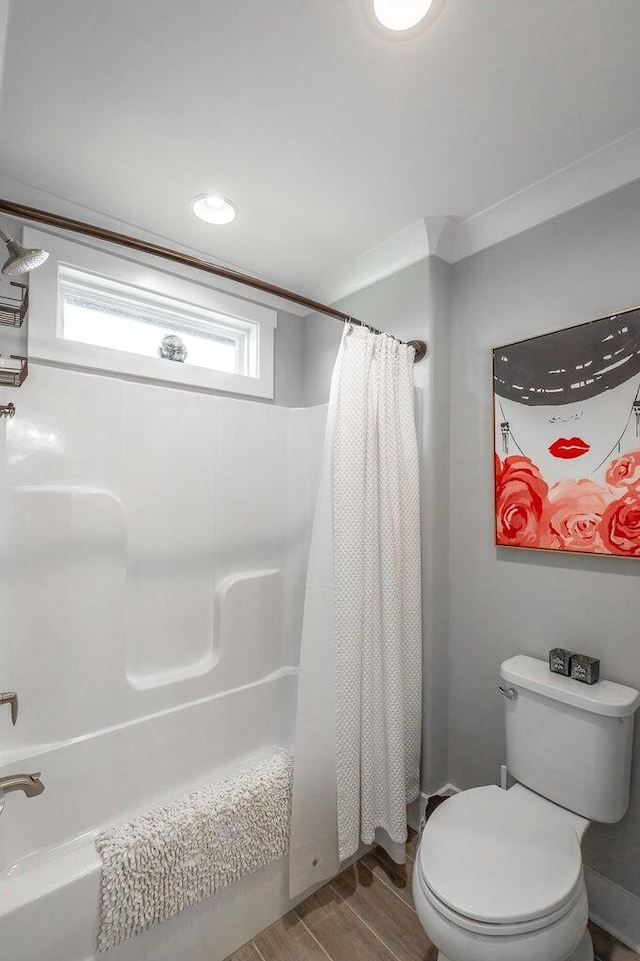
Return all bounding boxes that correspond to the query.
[0,230,49,276]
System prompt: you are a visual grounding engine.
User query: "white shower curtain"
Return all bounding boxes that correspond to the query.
[290,325,422,898]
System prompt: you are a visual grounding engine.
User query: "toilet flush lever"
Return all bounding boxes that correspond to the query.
[498,685,518,701]
[0,692,18,725]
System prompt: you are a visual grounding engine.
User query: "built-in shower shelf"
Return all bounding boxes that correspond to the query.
[126,654,217,691]
[0,283,28,328]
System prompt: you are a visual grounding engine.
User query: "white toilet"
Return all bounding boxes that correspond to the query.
[413,655,640,961]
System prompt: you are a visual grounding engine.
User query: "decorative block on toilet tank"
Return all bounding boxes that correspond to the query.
[548,648,575,677]
[493,306,640,556]
[570,654,600,685]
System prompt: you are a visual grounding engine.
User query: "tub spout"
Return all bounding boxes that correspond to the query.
[0,773,45,816]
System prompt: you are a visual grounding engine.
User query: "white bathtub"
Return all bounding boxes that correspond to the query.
[0,670,298,961]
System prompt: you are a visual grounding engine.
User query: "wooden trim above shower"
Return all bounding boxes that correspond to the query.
[0,198,427,362]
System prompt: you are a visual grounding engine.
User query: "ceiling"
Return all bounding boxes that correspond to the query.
[1,0,640,302]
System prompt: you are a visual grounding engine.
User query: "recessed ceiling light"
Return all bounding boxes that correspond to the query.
[373,0,434,31]
[191,195,237,225]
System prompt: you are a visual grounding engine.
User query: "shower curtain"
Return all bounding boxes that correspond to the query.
[290,325,422,898]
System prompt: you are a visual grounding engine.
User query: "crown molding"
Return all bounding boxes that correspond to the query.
[311,126,640,303]
[308,215,458,306]
[307,220,430,306]
[452,125,640,263]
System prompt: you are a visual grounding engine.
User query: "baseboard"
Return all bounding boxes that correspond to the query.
[436,783,460,797]
[408,783,460,832]
[585,866,640,953]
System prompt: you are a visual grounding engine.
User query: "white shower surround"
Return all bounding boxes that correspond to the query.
[0,365,327,961]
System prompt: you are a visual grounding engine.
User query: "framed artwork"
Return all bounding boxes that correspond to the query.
[493,306,640,556]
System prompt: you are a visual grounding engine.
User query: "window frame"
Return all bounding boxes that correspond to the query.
[26,227,277,398]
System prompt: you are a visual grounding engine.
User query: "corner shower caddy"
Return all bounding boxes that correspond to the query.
[0,281,28,387]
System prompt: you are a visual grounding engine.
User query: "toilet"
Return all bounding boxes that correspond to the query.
[412,655,640,961]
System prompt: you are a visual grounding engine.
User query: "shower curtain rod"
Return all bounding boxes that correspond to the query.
[0,198,428,362]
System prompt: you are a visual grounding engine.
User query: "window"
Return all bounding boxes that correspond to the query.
[59,267,256,376]
[26,228,277,398]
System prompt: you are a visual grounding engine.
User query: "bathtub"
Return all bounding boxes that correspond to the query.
[0,669,299,961]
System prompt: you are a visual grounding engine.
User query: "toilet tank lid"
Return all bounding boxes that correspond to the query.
[501,656,640,718]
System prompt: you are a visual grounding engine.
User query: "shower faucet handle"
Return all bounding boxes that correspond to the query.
[0,692,18,725]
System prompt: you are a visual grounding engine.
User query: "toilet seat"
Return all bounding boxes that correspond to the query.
[416,784,589,927]
[413,865,591,961]
[417,870,585,937]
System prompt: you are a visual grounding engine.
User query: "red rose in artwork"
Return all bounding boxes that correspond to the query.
[600,486,640,556]
[495,455,550,547]
[605,449,640,490]
[547,479,612,553]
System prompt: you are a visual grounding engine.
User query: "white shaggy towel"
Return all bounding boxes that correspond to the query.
[95,752,293,952]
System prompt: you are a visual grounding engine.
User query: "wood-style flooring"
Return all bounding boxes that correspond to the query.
[226,831,639,961]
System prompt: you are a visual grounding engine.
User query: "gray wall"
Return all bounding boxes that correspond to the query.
[302,257,452,793]
[449,179,640,897]
[273,309,304,407]
[301,310,342,408]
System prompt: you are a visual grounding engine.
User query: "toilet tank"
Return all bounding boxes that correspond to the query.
[500,656,640,822]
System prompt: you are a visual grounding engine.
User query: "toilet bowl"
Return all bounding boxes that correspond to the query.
[412,784,594,961]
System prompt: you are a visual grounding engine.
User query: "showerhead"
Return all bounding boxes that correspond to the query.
[0,231,49,276]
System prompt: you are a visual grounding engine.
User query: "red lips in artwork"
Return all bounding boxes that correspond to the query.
[548,437,591,459]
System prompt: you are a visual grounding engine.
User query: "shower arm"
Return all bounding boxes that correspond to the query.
[0,198,427,362]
